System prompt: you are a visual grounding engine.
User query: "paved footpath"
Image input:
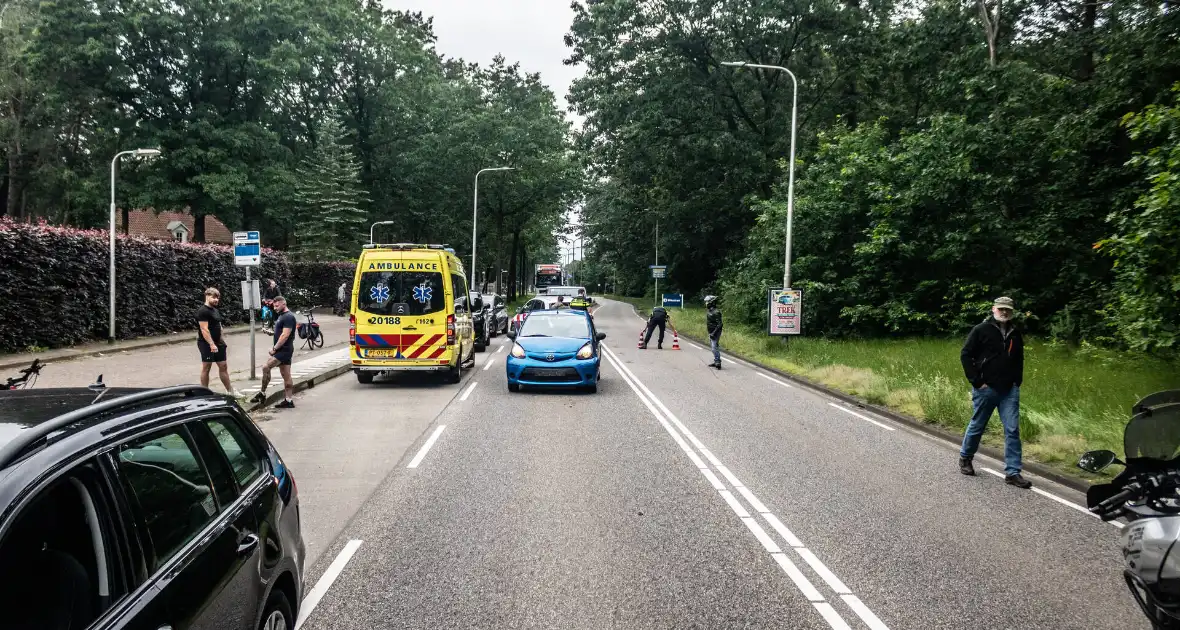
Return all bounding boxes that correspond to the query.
[2,310,352,392]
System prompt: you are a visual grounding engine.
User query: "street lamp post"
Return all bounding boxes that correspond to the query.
[109,147,161,344]
[721,61,798,290]
[472,167,514,288]
[370,220,395,245]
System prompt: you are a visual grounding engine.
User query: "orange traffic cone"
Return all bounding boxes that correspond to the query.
[638,326,645,349]
[671,327,681,350]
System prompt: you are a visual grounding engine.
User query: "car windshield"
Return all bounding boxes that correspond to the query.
[1124,397,1180,460]
[518,313,590,338]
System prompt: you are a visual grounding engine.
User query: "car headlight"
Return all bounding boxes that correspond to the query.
[576,342,594,359]
[511,343,526,358]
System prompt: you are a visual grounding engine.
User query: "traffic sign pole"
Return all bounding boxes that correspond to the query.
[234,231,262,381]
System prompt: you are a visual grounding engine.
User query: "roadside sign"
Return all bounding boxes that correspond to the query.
[662,293,683,307]
[241,279,261,309]
[233,231,261,266]
[768,288,802,335]
[650,265,666,279]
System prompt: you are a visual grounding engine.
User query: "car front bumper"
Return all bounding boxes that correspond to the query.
[506,356,600,386]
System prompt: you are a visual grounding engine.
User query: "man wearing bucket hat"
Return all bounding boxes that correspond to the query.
[958,296,1031,488]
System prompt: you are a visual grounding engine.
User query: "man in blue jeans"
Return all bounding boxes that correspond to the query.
[705,295,723,369]
[958,296,1031,488]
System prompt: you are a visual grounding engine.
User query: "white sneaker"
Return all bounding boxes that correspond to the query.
[229,389,247,398]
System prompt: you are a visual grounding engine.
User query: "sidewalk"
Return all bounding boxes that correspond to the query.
[7,311,353,391]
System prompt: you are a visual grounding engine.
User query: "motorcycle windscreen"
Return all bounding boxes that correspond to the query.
[1124,403,1180,461]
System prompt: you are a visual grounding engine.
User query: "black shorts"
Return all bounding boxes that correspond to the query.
[198,341,227,363]
[272,350,293,366]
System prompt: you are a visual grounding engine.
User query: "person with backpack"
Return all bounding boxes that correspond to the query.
[705,295,723,369]
[641,305,668,349]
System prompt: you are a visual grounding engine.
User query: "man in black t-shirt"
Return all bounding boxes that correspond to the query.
[196,288,242,397]
[641,305,668,349]
[253,296,297,408]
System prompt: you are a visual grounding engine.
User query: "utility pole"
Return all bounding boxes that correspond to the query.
[654,219,659,307]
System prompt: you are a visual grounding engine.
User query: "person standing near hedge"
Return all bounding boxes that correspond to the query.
[196,288,243,397]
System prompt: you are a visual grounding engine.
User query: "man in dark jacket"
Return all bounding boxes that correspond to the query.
[958,296,1031,488]
[705,295,723,369]
[641,305,668,349]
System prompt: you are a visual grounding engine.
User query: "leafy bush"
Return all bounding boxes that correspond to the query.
[0,219,291,352]
[289,261,355,309]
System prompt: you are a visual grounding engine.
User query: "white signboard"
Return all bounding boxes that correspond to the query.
[650,265,666,279]
[768,288,802,336]
[233,231,261,266]
[241,279,261,310]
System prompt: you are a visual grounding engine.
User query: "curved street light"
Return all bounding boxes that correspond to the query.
[109,148,162,343]
[721,61,798,290]
[472,167,515,290]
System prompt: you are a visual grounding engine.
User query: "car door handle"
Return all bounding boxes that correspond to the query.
[236,533,260,556]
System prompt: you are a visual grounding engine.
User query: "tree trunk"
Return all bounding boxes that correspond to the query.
[7,153,21,220]
[121,207,130,235]
[508,229,520,301]
[1078,0,1097,81]
[978,0,1001,69]
[194,213,207,243]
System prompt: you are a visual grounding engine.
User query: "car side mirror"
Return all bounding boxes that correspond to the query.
[506,331,516,340]
[516,307,524,314]
[596,332,606,341]
[1078,449,1122,473]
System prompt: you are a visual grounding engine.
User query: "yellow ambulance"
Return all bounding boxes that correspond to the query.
[349,244,475,384]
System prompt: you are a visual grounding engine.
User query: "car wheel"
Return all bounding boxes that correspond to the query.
[356,371,374,384]
[259,588,294,630]
[508,383,520,392]
[447,364,461,384]
[475,339,486,352]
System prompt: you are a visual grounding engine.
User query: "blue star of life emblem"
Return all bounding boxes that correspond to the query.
[413,282,432,304]
[370,283,390,303]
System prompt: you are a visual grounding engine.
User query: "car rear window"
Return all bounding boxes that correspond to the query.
[358,270,446,316]
[519,313,591,338]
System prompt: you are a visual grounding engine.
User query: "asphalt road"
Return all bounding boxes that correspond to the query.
[263,299,1144,630]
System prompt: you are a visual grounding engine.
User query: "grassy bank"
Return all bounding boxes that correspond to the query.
[607,295,1180,477]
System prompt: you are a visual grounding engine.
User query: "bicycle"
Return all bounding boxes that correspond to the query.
[3,359,44,390]
[296,310,324,350]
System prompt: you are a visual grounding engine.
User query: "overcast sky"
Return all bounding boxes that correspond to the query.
[384,0,584,124]
[383,1,586,261]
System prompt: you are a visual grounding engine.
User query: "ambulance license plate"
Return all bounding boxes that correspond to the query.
[366,349,398,358]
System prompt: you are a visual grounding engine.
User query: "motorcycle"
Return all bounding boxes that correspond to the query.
[1078,390,1180,630]
[3,359,43,390]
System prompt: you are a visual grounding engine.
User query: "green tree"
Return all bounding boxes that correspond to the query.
[292,117,369,260]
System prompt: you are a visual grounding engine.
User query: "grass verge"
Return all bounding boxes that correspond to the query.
[607,295,1180,480]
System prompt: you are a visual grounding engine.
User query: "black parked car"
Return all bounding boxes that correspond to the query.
[470,291,491,352]
[0,385,305,630]
[482,293,509,338]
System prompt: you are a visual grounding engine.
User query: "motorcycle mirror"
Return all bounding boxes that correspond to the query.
[1077,449,1121,473]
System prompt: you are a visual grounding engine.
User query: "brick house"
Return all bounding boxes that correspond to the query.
[116,209,233,244]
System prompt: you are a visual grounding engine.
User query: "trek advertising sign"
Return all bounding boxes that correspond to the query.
[768,288,802,336]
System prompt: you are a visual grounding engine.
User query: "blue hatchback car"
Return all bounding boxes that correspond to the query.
[506,309,605,393]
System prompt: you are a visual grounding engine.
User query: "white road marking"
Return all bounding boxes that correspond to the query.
[483,358,496,371]
[460,381,478,401]
[762,513,805,548]
[827,403,896,431]
[600,344,878,629]
[797,548,851,594]
[736,486,771,514]
[701,468,726,490]
[294,539,364,629]
[758,372,793,388]
[980,467,1123,529]
[741,516,782,553]
[496,344,505,354]
[813,603,853,630]
[773,553,825,602]
[407,425,447,469]
[841,595,891,630]
[719,489,751,518]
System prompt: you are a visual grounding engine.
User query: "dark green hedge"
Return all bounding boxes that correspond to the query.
[289,261,356,309]
[0,219,292,352]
